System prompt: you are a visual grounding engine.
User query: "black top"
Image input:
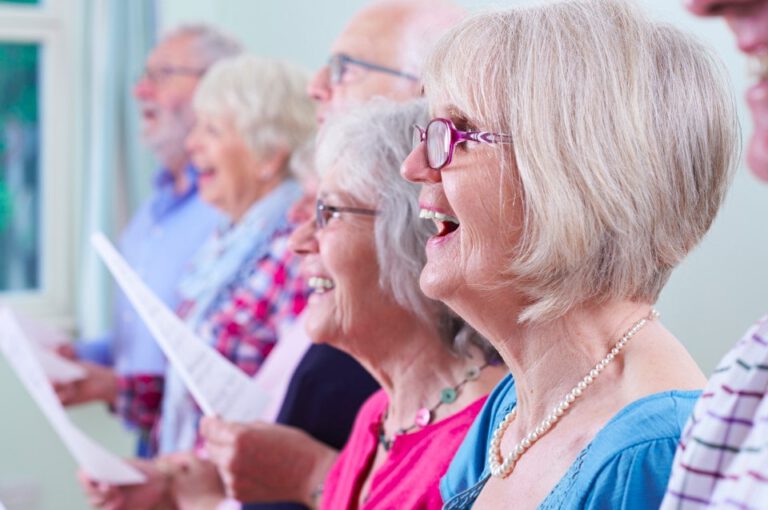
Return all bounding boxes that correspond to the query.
[243,343,379,510]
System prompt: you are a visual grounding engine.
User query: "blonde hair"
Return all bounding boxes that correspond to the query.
[193,55,316,167]
[423,0,740,323]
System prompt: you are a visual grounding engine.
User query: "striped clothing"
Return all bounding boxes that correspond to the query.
[662,315,768,509]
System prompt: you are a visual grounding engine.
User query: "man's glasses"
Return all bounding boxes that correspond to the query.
[412,118,514,170]
[316,198,378,229]
[328,53,419,86]
[137,65,206,85]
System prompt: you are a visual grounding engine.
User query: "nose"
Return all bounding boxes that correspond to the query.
[133,73,154,101]
[400,143,441,184]
[288,217,319,256]
[307,65,332,105]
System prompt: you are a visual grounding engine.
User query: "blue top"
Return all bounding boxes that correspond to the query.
[77,166,222,376]
[441,374,700,510]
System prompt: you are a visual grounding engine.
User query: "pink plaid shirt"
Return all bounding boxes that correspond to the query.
[117,228,307,455]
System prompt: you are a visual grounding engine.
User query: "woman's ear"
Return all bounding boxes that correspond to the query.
[256,145,291,182]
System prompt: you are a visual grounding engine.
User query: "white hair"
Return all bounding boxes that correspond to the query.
[163,24,243,69]
[423,0,740,323]
[193,55,316,169]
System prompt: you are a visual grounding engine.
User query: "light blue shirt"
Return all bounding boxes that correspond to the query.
[441,374,699,509]
[77,166,222,376]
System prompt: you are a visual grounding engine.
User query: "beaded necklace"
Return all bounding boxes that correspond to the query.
[489,309,659,479]
[378,361,492,451]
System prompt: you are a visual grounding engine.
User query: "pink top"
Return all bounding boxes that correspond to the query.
[321,389,488,510]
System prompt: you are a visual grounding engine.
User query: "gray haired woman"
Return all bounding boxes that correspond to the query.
[184,99,505,510]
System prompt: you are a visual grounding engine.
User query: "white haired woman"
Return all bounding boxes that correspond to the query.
[401,0,739,508]
[168,100,505,510]
[78,54,315,510]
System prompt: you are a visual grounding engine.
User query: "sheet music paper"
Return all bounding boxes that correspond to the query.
[0,308,146,484]
[13,312,86,383]
[91,232,268,422]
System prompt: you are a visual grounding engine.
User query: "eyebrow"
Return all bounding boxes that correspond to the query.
[445,104,481,130]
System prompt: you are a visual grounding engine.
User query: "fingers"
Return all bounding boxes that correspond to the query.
[54,342,77,360]
[77,471,122,510]
[199,416,231,444]
[53,380,78,406]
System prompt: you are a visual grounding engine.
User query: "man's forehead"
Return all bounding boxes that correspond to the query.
[331,4,410,62]
[147,34,200,67]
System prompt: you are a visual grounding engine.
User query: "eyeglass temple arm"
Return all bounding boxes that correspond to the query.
[345,56,419,82]
[464,131,514,144]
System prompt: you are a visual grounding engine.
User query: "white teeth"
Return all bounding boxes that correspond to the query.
[419,208,460,225]
[749,54,768,81]
[308,276,335,293]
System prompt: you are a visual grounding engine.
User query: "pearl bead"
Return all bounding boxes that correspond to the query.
[487,309,658,480]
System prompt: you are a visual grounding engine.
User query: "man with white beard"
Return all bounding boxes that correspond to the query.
[55,25,241,459]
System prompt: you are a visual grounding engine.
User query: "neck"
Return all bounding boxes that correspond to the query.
[166,158,191,195]
[350,309,502,431]
[475,299,658,430]
[225,179,283,224]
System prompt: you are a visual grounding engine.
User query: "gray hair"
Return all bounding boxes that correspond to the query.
[317,99,498,362]
[423,0,740,323]
[164,24,243,69]
[193,55,316,170]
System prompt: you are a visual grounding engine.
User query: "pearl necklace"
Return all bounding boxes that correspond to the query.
[488,309,659,479]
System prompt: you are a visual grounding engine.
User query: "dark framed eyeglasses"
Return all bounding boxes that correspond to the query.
[137,65,206,85]
[412,118,514,170]
[316,198,378,229]
[328,53,419,86]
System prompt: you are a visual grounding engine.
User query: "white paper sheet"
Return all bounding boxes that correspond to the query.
[0,308,146,485]
[13,312,86,383]
[91,232,268,422]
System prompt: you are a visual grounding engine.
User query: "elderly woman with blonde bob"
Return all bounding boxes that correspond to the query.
[401,0,739,508]
[78,54,315,510]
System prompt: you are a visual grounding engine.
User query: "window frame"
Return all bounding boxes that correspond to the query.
[0,0,83,331]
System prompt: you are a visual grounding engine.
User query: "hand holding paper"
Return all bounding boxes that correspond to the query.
[91,232,268,423]
[13,312,86,383]
[0,308,145,485]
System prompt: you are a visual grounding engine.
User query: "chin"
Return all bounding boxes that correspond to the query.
[418,265,459,305]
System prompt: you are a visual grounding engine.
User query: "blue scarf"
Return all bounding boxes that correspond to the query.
[176,179,302,331]
[160,179,301,454]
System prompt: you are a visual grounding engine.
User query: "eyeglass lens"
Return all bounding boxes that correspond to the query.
[426,120,451,169]
[328,56,344,85]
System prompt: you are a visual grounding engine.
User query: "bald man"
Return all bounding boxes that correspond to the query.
[191,2,467,509]
[308,0,465,123]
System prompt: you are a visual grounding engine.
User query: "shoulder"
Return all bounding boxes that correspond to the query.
[440,375,517,501]
[572,391,699,509]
